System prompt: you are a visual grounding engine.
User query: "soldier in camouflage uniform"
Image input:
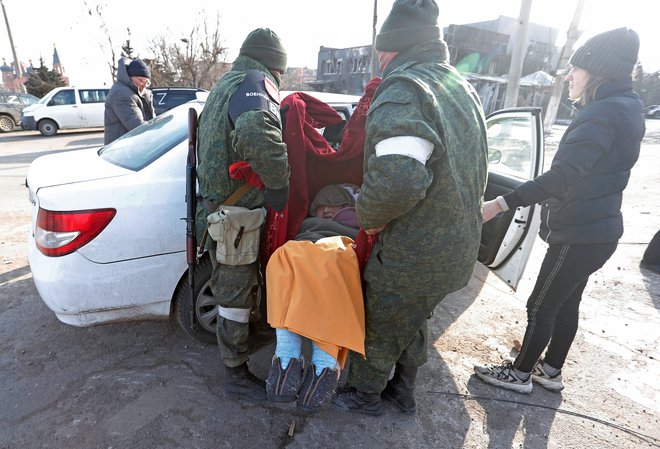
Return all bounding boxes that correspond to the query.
[196,28,290,403]
[331,0,488,416]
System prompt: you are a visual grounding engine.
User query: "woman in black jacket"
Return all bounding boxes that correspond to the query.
[474,27,645,393]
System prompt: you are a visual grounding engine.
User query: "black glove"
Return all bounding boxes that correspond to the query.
[279,104,289,132]
[263,186,289,212]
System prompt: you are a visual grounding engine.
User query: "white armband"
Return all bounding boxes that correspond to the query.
[495,195,510,212]
[375,136,434,165]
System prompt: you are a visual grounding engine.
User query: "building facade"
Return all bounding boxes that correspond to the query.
[307,45,380,95]
[1,46,69,93]
[308,16,560,114]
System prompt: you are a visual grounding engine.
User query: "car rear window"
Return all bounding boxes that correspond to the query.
[98,105,191,171]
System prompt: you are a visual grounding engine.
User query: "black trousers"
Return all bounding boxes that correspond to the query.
[642,230,660,265]
[514,241,618,373]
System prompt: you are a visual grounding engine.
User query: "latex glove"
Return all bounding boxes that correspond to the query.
[482,199,504,223]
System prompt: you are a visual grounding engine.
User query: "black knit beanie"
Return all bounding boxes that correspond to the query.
[126,59,151,78]
[569,27,639,80]
[239,28,288,72]
[375,0,441,52]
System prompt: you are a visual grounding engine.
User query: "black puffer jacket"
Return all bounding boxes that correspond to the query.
[503,78,645,244]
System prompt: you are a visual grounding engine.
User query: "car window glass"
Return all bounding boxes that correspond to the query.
[486,115,534,179]
[51,90,75,106]
[99,108,187,171]
[166,92,196,105]
[5,94,20,104]
[79,89,109,104]
[20,94,39,105]
[153,92,167,106]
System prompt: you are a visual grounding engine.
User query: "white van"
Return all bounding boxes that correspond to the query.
[21,86,110,136]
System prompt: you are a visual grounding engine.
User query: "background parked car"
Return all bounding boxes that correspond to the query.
[150,87,208,115]
[644,104,660,119]
[21,86,109,136]
[0,91,40,132]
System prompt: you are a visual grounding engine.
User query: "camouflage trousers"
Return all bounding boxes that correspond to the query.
[208,238,259,368]
[347,283,445,394]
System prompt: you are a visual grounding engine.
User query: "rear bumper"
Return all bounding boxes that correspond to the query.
[28,233,186,326]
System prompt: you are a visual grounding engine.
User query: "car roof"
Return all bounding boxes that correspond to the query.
[151,87,208,92]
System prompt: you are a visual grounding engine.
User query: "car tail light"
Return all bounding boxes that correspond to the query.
[35,208,116,257]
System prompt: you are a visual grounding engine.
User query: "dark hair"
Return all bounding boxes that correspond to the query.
[579,73,608,106]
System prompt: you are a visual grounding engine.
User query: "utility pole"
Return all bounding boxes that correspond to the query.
[1,0,26,93]
[504,0,533,108]
[543,0,585,133]
[370,0,379,77]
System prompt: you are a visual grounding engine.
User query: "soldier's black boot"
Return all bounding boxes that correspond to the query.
[224,362,266,403]
[331,387,383,416]
[382,363,417,415]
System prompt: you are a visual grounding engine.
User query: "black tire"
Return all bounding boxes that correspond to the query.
[38,119,58,136]
[0,115,15,133]
[173,253,272,349]
[173,254,217,344]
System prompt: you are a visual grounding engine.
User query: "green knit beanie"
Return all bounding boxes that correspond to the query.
[375,0,441,52]
[239,28,288,72]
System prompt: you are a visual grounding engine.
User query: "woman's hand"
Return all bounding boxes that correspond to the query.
[482,199,504,223]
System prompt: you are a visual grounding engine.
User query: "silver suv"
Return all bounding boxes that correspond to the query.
[0,91,40,132]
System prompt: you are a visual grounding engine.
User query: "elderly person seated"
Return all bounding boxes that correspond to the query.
[265,183,365,411]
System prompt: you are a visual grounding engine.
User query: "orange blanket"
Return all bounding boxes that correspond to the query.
[266,236,365,368]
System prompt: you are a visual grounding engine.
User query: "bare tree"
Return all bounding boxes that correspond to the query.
[84,1,120,81]
[148,12,229,89]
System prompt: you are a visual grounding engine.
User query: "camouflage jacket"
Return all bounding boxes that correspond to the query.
[358,39,488,296]
[196,56,290,212]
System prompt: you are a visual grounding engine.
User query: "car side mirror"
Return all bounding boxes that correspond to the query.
[488,148,502,164]
[47,99,55,106]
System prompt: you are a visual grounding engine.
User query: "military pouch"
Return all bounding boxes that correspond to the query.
[207,206,265,265]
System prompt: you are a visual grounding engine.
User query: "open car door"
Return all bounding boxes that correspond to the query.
[479,107,545,291]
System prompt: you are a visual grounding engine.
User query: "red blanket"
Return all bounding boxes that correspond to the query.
[229,77,382,271]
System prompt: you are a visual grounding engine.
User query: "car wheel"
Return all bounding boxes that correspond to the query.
[0,115,15,133]
[173,254,217,345]
[654,111,660,120]
[38,119,58,136]
[173,253,271,348]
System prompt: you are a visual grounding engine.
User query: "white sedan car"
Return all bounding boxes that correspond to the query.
[27,93,544,344]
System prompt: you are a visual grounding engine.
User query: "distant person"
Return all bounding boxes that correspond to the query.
[104,58,155,144]
[331,0,489,416]
[474,28,645,393]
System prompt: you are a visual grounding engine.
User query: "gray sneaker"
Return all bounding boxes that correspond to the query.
[474,361,533,393]
[266,357,303,403]
[532,361,564,391]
